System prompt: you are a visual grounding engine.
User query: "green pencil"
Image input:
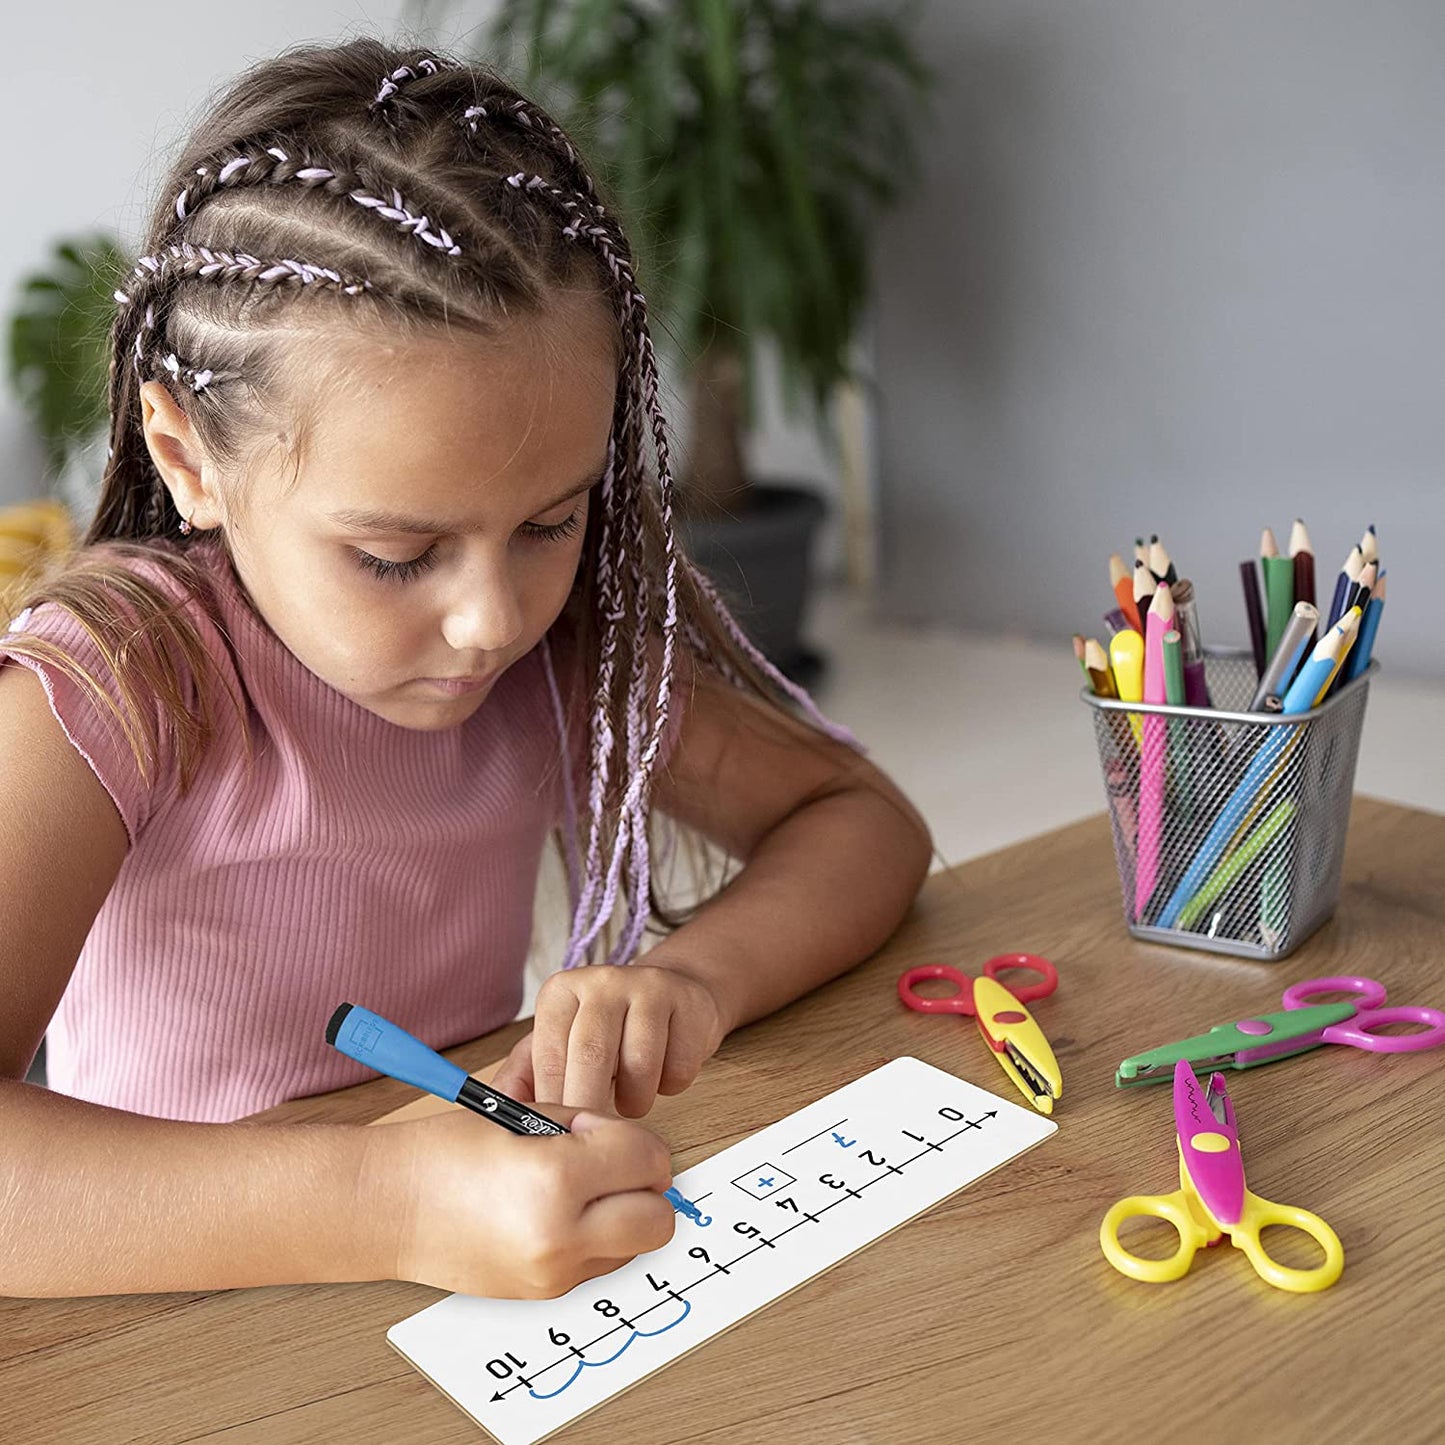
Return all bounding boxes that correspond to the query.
[1162,629,1190,828]
[1261,526,1296,660]
[1178,797,1297,931]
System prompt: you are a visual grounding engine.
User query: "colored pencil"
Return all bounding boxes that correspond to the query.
[1325,544,1363,630]
[1260,527,1294,660]
[1134,583,1174,922]
[1343,573,1385,683]
[1240,558,1267,678]
[1084,637,1117,698]
[1148,534,1178,586]
[1133,559,1155,637]
[1288,518,1315,612]
[1347,558,1378,616]
[1179,797,1296,932]
[1156,610,1359,931]
[1110,553,1143,632]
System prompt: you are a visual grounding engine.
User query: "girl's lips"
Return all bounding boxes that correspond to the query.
[421,674,495,696]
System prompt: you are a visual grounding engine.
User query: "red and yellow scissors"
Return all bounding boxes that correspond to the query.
[896,953,1062,1114]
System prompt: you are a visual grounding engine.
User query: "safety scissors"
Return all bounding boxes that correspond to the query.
[1116,973,1445,1087]
[897,953,1061,1114]
[1100,1059,1344,1293]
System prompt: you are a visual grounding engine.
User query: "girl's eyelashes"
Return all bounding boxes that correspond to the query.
[351,544,439,583]
[349,507,583,583]
[519,506,584,543]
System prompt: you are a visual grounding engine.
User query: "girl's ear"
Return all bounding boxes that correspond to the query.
[138,381,226,531]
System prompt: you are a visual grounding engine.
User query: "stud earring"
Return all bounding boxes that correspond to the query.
[178,514,194,536]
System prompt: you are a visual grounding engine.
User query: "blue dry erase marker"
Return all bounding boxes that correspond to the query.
[324,1002,703,1221]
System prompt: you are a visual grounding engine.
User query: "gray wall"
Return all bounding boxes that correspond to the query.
[873,2,1445,677]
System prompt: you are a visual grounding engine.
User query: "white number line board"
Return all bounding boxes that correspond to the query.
[387,1056,1057,1445]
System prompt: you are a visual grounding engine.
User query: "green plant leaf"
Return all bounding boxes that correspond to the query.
[5,233,127,484]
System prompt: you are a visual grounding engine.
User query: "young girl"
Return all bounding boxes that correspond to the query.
[0,38,930,1302]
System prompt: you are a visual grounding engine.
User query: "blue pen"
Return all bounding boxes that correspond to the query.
[325,1002,704,1221]
[1157,614,1356,930]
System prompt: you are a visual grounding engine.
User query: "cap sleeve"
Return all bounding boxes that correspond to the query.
[1,546,236,844]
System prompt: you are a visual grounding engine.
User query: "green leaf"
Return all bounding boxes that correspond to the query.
[5,233,127,484]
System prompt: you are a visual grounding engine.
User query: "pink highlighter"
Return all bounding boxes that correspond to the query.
[1134,584,1171,920]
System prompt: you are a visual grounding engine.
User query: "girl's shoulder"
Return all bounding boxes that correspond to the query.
[1,537,246,843]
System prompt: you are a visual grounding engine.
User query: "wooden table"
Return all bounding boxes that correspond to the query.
[4,797,1443,1444]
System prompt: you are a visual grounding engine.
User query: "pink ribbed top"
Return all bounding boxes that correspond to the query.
[1,539,589,1123]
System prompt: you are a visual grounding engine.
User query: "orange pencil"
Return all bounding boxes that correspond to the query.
[1110,553,1143,632]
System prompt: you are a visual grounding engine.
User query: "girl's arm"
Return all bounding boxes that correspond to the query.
[0,666,672,1298]
[644,670,934,1033]
[493,670,934,1114]
[0,664,387,1295]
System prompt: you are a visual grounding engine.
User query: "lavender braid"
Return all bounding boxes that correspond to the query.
[114,241,373,384]
[496,169,859,968]
[171,144,462,256]
[369,54,460,112]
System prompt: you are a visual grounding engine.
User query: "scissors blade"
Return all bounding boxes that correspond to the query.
[1116,1003,1353,1086]
[973,976,1062,1114]
[1174,1062,1245,1226]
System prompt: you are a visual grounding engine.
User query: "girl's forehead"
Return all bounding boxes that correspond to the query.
[280,304,617,517]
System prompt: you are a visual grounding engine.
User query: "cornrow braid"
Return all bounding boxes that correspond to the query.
[170,144,462,256]
[369,54,460,113]
[463,99,600,203]
[114,241,373,382]
[160,352,234,394]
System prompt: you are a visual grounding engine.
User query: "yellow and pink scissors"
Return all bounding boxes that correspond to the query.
[897,953,1062,1114]
[1101,1059,1343,1293]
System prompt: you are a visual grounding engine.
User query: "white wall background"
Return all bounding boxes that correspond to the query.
[872,1,1445,677]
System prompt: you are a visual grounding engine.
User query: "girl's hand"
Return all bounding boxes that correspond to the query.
[491,963,730,1117]
[374,1105,676,1298]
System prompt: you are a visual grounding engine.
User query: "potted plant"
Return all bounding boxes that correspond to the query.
[6,234,129,516]
[3,235,127,592]
[426,0,931,677]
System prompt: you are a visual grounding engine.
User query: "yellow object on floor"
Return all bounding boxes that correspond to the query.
[0,499,74,613]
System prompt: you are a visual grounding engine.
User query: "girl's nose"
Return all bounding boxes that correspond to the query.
[441,564,524,655]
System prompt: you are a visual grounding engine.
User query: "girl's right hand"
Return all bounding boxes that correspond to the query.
[373,1105,677,1299]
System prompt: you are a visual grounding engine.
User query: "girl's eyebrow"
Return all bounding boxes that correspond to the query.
[326,472,601,536]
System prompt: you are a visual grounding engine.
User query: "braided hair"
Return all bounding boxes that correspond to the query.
[87,37,856,967]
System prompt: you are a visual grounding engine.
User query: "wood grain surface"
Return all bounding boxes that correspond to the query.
[3,797,1442,1444]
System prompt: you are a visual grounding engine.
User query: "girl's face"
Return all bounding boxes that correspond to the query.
[187,293,616,731]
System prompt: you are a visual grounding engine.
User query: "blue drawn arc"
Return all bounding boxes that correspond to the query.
[527,1296,693,1400]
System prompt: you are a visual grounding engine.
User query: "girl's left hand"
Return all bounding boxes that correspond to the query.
[490,963,731,1117]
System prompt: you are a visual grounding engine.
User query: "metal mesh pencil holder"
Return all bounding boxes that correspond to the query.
[1082,650,1375,961]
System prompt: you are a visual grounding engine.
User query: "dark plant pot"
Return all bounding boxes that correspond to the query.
[680,481,827,687]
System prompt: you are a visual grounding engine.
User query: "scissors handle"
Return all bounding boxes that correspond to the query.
[896,964,979,1015]
[1099,1189,1213,1284]
[1322,1005,1445,1054]
[1283,975,1445,1053]
[1231,1190,1344,1293]
[980,952,1058,1004]
[1282,975,1388,1011]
